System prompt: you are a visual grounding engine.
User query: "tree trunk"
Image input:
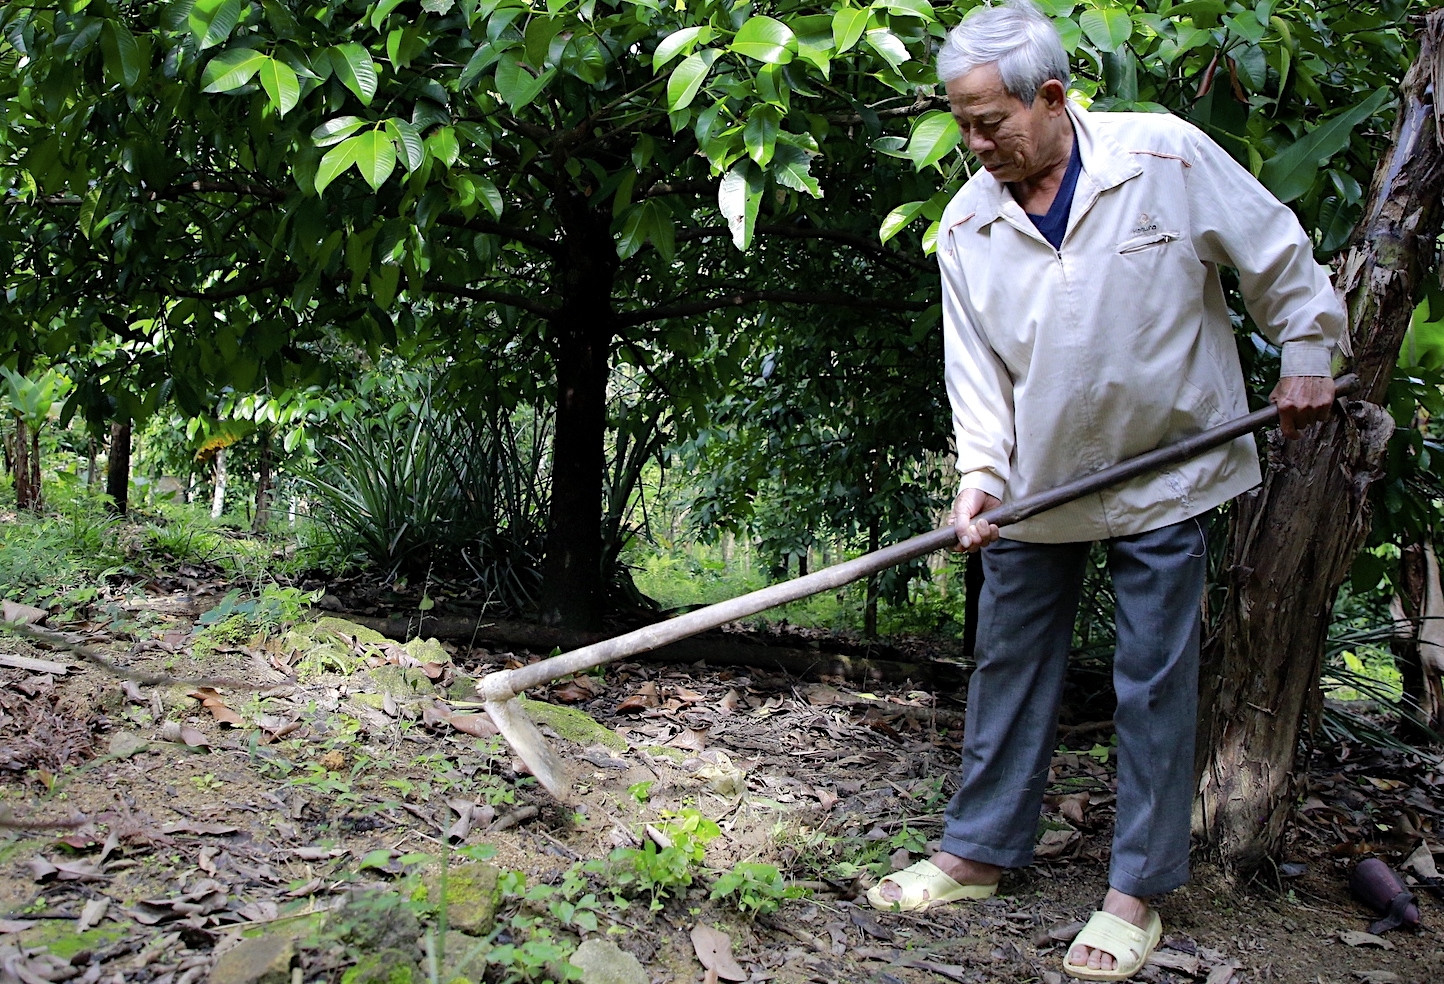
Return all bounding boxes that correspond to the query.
[211,447,227,519]
[12,416,41,512]
[864,517,881,638]
[86,439,98,487]
[252,427,273,533]
[538,197,618,629]
[1393,542,1444,736]
[1196,13,1444,876]
[106,419,131,515]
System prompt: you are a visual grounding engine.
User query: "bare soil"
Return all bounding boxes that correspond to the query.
[2,602,1441,984]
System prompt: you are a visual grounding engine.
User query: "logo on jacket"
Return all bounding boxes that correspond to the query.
[1130,212,1160,236]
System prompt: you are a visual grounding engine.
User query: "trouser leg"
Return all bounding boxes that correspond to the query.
[1106,515,1210,897]
[941,537,1089,867]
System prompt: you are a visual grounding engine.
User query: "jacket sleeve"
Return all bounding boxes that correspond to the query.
[1182,122,1346,377]
[940,228,1014,501]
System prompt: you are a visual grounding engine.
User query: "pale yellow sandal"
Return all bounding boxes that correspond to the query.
[864,859,998,912]
[1061,909,1162,981]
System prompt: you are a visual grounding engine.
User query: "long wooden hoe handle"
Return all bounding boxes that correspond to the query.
[481,373,1358,705]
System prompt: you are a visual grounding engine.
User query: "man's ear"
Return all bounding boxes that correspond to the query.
[1036,79,1068,113]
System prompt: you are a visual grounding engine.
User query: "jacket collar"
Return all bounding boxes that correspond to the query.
[969,101,1142,227]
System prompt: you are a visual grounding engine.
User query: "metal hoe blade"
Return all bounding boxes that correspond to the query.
[483,696,574,802]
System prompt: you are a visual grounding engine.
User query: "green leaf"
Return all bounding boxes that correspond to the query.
[1258,88,1390,203]
[190,0,245,52]
[770,143,822,198]
[371,0,406,30]
[880,200,927,244]
[314,135,364,195]
[744,105,781,166]
[426,126,461,166]
[258,57,301,115]
[355,131,395,190]
[731,16,796,65]
[474,175,503,218]
[616,205,648,260]
[903,110,960,170]
[832,5,871,54]
[386,119,425,172]
[872,0,935,19]
[495,51,555,111]
[329,44,379,106]
[666,50,718,112]
[1080,8,1131,53]
[100,20,143,89]
[312,116,369,148]
[654,26,705,69]
[864,28,908,71]
[200,48,268,93]
[718,164,763,250]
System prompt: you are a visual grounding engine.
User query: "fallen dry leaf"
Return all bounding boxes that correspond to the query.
[2,600,48,624]
[161,820,238,836]
[1034,827,1079,859]
[28,856,106,883]
[445,712,500,738]
[189,688,244,727]
[666,728,708,753]
[691,922,747,982]
[551,680,593,704]
[1204,959,1242,984]
[76,898,108,931]
[615,695,653,715]
[1403,840,1440,880]
[160,721,211,750]
[1046,792,1089,825]
[1340,930,1395,949]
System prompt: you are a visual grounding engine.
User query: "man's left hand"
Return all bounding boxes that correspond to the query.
[1270,375,1336,439]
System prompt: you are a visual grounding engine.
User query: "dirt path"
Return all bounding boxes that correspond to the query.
[2,614,1441,984]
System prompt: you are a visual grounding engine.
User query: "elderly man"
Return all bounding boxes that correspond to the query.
[865,2,1345,980]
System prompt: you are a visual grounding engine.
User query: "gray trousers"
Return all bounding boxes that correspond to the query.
[940,515,1209,898]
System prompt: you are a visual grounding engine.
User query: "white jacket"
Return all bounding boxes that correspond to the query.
[940,104,1345,542]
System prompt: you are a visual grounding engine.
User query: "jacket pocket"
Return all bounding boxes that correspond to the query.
[1116,231,1181,254]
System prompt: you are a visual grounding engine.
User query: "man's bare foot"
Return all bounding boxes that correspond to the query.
[1067,889,1152,973]
[871,852,1001,904]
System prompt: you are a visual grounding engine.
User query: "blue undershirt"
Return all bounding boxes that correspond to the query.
[1024,133,1082,251]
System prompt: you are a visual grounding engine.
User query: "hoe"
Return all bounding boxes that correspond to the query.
[480,374,1359,801]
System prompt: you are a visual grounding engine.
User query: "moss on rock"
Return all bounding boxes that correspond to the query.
[19,922,128,961]
[339,949,420,984]
[417,862,500,935]
[520,697,627,752]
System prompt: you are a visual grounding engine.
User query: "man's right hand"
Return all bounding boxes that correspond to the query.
[949,488,1002,552]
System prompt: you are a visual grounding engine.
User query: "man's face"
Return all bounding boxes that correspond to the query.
[945,64,1059,185]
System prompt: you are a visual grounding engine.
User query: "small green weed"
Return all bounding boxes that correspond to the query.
[710,861,809,916]
[601,808,720,910]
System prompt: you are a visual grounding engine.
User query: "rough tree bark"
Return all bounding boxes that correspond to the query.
[106,419,131,515]
[211,447,228,519]
[538,196,618,630]
[1391,542,1444,735]
[252,427,273,533]
[1196,12,1444,876]
[12,416,41,512]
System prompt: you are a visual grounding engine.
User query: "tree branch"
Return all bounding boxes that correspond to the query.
[167,275,296,300]
[617,289,926,327]
[425,280,560,319]
[154,179,287,202]
[435,213,561,255]
[676,224,935,276]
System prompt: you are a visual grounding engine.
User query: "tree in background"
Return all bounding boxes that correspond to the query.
[0,0,947,628]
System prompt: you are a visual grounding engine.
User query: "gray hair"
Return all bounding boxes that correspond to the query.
[936,0,1070,102]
